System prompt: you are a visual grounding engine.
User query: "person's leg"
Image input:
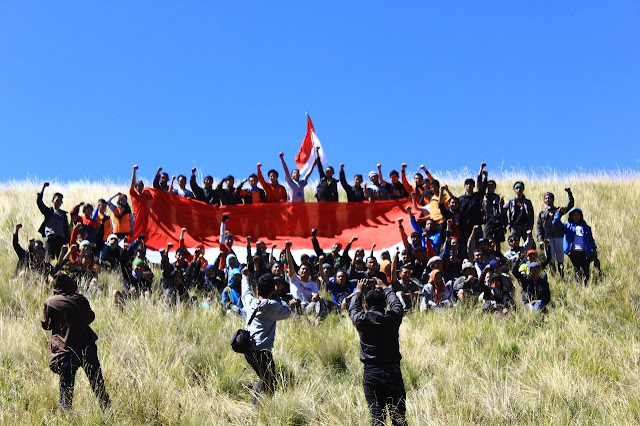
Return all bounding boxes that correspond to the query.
[244,350,275,401]
[82,344,111,410]
[552,238,564,278]
[568,251,582,285]
[57,355,79,412]
[244,350,264,401]
[363,366,386,426]
[383,365,408,426]
[579,252,591,285]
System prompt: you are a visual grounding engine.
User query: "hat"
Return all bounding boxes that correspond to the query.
[526,249,537,257]
[107,234,119,242]
[529,261,541,269]
[461,260,474,271]
[489,259,499,270]
[428,256,442,265]
[79,240,91,248]
[368,171,378,179]
[513,181,525,190]
[230,268,242,277]
[132,258,145,268]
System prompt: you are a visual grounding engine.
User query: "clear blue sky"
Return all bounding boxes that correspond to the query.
[1,1,639,183]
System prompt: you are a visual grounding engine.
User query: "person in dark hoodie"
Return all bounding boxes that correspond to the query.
[339,164,367,202]
[553,206,598,286]
[41,273,110,412]
[190,167,220,205]
[535,188,574,277]
[37,182,70,260]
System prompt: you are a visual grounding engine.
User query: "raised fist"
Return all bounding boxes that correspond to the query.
[279,152,284,158]
[133,165,138,170]
[311,228,318,236]
[481,162,486,168]
[192,167,197,174]
[285,241,292,248]
[221,214,229,222]
[257,163,262,168]
[401,163,407,169]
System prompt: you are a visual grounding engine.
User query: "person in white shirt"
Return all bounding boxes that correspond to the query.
[285,241,326,321]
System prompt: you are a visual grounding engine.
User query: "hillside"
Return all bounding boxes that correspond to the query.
[1,178,639,425]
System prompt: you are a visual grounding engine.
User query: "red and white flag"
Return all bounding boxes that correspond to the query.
[295,114,328,176]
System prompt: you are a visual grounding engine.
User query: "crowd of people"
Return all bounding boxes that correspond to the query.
[18,154,600,421]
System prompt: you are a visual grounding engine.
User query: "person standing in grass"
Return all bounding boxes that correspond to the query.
[536,188,574,277]
[349,277,407,426]
[41,273,111,412]
[554,206,598,286]
[37,182,70,260]
[240,267,293,403]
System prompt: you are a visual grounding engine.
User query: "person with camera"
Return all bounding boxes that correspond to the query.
[349,277,407,426]
[240,266,294,403]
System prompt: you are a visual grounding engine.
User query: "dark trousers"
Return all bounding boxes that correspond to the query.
[569,250,591,285]
[244,349,276,402]
[363,364,407,426]
[51,344,110,411]
[45,235,66,261]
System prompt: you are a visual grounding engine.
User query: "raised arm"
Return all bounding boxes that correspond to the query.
[377,164,388,186]
[564,188,574,212]
[315,147,325,179]
[317,255,329,289]
[401,163,414,195]
[398,218,411,250]
[285,241,295,278]
[310,228,325,257]
[168,175,176,194]
[279,153,291,180]
[419,165,435,182]
[37,182,50,215]
[190,168,204,200]
[391,250,399,283]
[219,214,228,246]
[13,224,26,260]
[153,167,163,190]
[303,158,316,181]
[130,165,139,193]
[257,163,275,201]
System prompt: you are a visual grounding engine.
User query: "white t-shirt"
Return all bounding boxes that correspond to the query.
[574,225,585,251]
[290,274,319,304]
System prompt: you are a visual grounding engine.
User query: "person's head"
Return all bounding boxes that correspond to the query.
[354,174,363,186]
[291,169,300,181]
[160,172,169,185]
[399,266,412,282]
[132,258,145,275]
[544,192,555,207]
[34,246,46,263]
[507,235,519,249]
[79,239,91,253]
[354,248,365,259]
[256,240,266,252]
[300,254,310,264]
[268,169,279,184]
[450,237,458,250]
[428,256,443,271]
[205,265,216,278]
[117,194,129,208]
[529,262,541,279]
[176,247,187,264]
[225,175,235,187]
[489,274,502,288]
[487,180,497,194]
[568,208,584,224]
[422,189,434,203]
[322,263,333,278]
[77,227,89,242]
[331,242,342,254]
[325,166,334,179]
[248,174,258,188]
[335,270,348,286]
[226,254,238,268]
[368,171,379,184]
[135,180,145,193]
[400,249,410,264]
[177,175,187,189]
[381,250,391,261]
[425,219,437,232]
[389,170,399,184]
[225,232,234,248]
[354,257,366,271]
[97,199,107,213]
[135,247,146,260]
[489,259,499,273]
[414,172,424,186]
[366,256,378,272]
[80,252,93,268]
[526,249,537,262]
[413,246,427,263]
[52,273,77,295]
[52,193,64,210]
[429,269,443,285]
[298,261,312,280]
[204,175,213,188]
[461,260,476,277]
[365,289,386,312]
[429,179,440,194]
[82,204,93,217]
[473,250,484,263]
[229,268,242,284]
[448,197,459,212]
[513,181,525,198]
[271,260,283,276]
[273,276,286,294]
[257,273,276,298]
[464,178,475,194]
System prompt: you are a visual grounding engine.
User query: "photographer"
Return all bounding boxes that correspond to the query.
[349,277,407,426]
[240,267,293,403]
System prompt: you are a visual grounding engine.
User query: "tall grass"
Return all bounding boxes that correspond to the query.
[1,175,640,424]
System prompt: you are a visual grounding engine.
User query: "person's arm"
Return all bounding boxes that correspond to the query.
[467,226,479,255]
[378,278,403,320]
[398,219,411,250]
[348,279,367,325]
[340,236,357,266]
[130,165,139,193]
[407,207,422,234]
[564,188,574,212]
[377,164,388,186]
[419,165,435,183]
[400,164,415,195]
[168,175,176,194]
[523,230,534,250]
[190,168,205,201]
[303,159,316,181]
[315,147,325,179]
[310,229,325,257]
[369,243,376,258]
[257,163,275,202]
[219,214,228,245]
[476,162,486,190]
[153,167,163,190]
[339,164,355,201]
[317,255,329,289]
[279,153,291,180]
[285,241,296,278]
[13,224,26,260]
[391,250,399,283]
[37,182,51,216]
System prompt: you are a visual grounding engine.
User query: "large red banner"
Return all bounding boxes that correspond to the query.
[132,189,409,261]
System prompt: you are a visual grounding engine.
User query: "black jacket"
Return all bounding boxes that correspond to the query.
[190,176,220,205]
[349,288,403,365]
[315,157,339,202]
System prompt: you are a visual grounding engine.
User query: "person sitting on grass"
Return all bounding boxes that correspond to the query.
[221,268,244,315]
[99,234,122,271]
[13,223,52,277]
[554,206,598,286]
[285,241,326,323]
[311,229,357,271]
[512,255,550,311]
[481,274,515,314]
[503,231,535,270]
[113,236,153,306]
[390,250,420,311]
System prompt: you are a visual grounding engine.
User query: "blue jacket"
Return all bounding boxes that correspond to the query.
[553,208,597,258]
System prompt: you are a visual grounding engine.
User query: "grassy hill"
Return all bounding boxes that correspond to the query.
[1,177,639,425]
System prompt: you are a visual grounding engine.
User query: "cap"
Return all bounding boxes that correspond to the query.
[529,261,541,269]
[428,256,442,265]
[79,240,91,248]
[107,234,119,242]
[368,171,378,179]
[513,181,525,190]
[526,249,537,257]
[461,260,474,271]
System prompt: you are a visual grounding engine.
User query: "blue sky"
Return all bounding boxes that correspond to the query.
[1,1,639,183]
